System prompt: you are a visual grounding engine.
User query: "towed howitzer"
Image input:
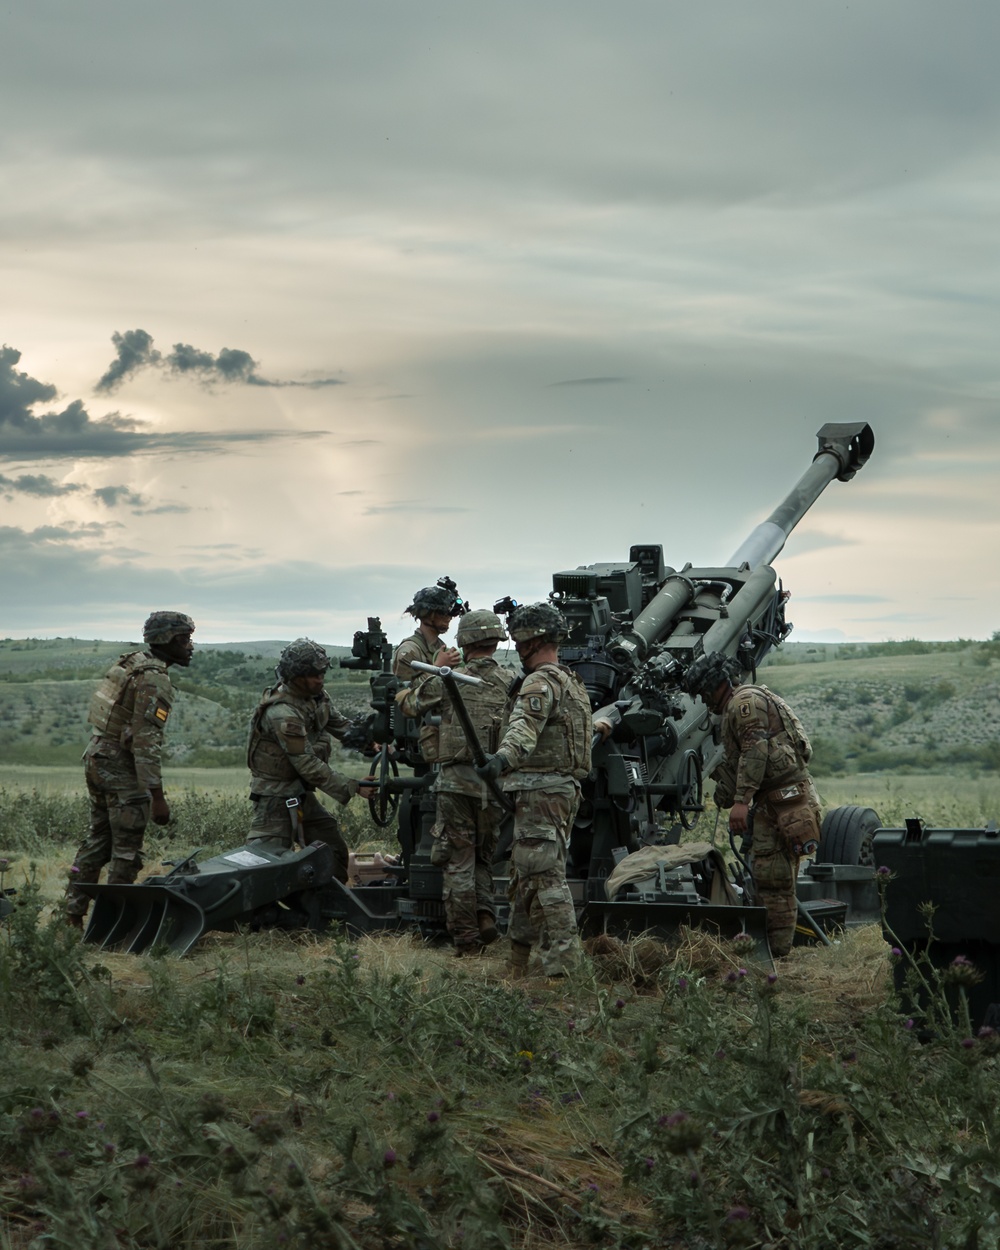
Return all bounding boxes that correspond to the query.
[544,422,874,947]
[78,431,874,957]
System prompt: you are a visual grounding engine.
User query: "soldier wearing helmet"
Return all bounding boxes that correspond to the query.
[64,611,196,928]
[391,584,462,680]
[476,603,593,978]
[683,650,822,957]
[398,610,512,953]
[245,638,374,879]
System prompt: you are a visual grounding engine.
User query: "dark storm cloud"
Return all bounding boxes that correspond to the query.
[1,345,337,461]
[0,472,81,497]
[95,330,343,391]
[95,329,161,393]
[1,343,144,455]
[93,485,146,508]
[136,503,192,515]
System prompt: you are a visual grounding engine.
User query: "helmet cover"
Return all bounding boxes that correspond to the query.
[143,611,195,646]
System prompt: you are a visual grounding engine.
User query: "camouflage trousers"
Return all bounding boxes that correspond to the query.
[65,750,150,917]
[751,786,822,957]
[247,793,349,883]
[430,791,501,947]
[507,786,583,976]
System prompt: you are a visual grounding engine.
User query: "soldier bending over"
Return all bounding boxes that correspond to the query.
[246,639,373,881]
[683,652,822,958]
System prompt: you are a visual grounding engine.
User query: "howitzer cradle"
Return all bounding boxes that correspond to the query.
[82,424,879,959]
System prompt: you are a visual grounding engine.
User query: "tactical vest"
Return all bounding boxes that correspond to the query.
[503,663,592,778]
[728,685,812,782]
[88,651,168,740]
[436,661,510,764]
[247,687,330,782]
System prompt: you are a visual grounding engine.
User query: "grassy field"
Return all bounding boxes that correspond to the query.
[1,769,999,1246]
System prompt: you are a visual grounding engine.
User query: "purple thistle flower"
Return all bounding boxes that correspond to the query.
[615,998,625,1010]
[567,1020,576,1031]
[133,1154,151,1169]
[677,976,688,991]
[962,1037,976,1049]
[74,1111,89,1121]
[643,1156,655,1171]
[383,1149,397,1168]
[904,1018,915,1031]
[876,865,891,877]
[767,973,778,984]
[890,947,903,958]
[726,1206,751,1222]
[426,1111,440,1124]
[295,974,305,986]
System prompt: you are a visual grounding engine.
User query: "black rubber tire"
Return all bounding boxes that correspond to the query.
[816,804,882,866]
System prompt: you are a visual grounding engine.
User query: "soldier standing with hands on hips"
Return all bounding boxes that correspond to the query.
[64,611,195,929]
[682,652,822,958]
[476,603,593,978]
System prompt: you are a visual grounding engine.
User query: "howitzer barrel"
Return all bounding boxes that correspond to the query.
[727,422,874,570]
[615,422,873,663]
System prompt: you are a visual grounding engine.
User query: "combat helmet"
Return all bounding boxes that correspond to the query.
[507,602,568,645]
[276,638,331,682]
[681,651,743,700]
[405,585,459,620]
[456,610,507,648]
[143,611,195,646]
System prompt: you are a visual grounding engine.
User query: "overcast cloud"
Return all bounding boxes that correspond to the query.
[1,2,998,643]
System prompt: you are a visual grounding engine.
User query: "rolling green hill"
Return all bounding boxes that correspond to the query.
[1,635,997,774]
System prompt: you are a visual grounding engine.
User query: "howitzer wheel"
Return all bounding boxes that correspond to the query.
[679,750,703,831]
[816,805,881,867]
[369,743,400,828]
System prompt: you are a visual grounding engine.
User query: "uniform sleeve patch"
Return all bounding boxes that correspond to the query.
[739,701,753,719]
[154,704,169,723]
[528,695,542,712]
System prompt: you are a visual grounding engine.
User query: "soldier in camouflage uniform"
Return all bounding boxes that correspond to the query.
[392,584,461,680]
[246,639,373,882]
[477,604,593,978]
[683,652,822,957]
[64,611,195,927]
[398,610,511,953]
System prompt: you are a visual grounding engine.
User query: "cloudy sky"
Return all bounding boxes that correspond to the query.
[2,2,998,645]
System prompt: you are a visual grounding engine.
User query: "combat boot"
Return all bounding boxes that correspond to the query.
[508,941,531,979]
[477,911,499,946]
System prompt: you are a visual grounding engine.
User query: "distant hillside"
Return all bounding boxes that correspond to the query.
[0,637,370,768]
[1,635,997,773]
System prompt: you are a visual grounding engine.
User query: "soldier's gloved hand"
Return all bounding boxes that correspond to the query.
[475,753,508,781]
[728,801,751,835]
[150,792,171,826]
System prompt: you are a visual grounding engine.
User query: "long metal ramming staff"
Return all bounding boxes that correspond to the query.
[409,660,514,812]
